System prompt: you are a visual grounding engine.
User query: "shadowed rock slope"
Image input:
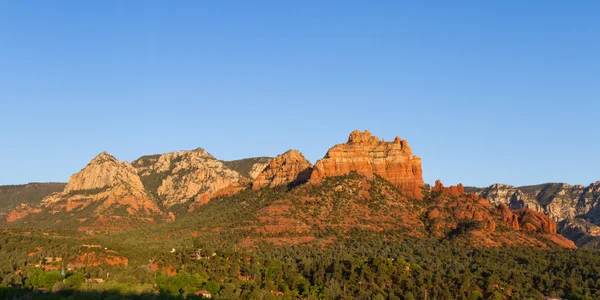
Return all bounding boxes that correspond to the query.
[222,157,272,179]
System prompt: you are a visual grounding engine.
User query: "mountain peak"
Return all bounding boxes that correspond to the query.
[66,153,140,193]
[89,151,119,165]
[347,129,379,145]
[252,149,312,190]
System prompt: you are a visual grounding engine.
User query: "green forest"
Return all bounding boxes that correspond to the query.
[1,230,600,300]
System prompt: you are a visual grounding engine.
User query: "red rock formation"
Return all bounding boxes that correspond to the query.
[496,204,520,230]
[252,150,313,190]
[427,180,571,247]
[309,130,424,198]
[515,209,557,234]
[495,206,558,234]
[432,180,465,197]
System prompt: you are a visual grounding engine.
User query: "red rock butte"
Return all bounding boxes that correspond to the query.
[309,130,425,199]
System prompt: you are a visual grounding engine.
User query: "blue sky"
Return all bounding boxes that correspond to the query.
[1,1,599,187]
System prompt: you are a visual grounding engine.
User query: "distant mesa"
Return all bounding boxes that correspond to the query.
[309,130,424,199]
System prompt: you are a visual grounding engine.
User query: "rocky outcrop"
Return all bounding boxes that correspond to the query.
[132,149,242,207]
[515,209,557,234]
[476,182,600,247]
[309,130,424,199]
[478,184,543,212]
[252,150,312,190]
[65,152,144,193]
[7,152,162,224]
[425,180,573,247]
[432,180,465,197]
[62,152,159,214]
[496,204,519,230]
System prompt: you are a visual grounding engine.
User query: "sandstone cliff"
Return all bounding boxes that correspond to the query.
[252,150,312,190]
[309,130,424,199]
[132,148,242,207]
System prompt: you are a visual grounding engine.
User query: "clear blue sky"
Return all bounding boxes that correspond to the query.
[1,1,599,187]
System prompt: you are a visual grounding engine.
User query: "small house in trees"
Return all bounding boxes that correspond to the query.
[195,290,212,298]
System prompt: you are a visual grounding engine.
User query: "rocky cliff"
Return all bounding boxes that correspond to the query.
[132,148,242,207]
[252,150,312,190]
[309,130,424,199]
[474,182,600,247]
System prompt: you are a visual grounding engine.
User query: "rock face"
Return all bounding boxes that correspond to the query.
[515,209,557,233]
[252,150,312,190]
[65,153,143,193]
[132,149,242,207]
[61,152,160,214]
[476,182,600,222]
[309,130,424,199]
[496,204,520,230]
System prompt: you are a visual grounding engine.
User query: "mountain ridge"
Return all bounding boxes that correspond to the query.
[2,130,581,249]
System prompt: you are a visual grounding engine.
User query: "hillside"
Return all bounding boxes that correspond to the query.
[221,157,272,179]
[0,182,65,221]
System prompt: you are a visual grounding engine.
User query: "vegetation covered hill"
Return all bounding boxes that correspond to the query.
[221,157,272,179]
[0,183,65,221]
